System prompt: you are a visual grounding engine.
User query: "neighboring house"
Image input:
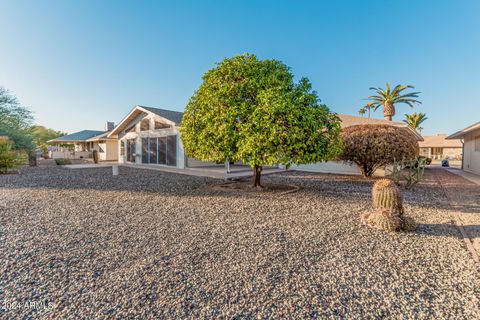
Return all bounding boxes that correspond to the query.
[48,124,118,161]
[447,122,480,175]
[418,134,462,160]
[291,115,424,175]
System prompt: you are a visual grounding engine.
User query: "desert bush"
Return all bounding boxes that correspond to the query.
[418,156,432,165]
[341,124,419,177]
[0,137,17,174]
[391,157,426,189]
[93,150,99,164]
[54,158,71,165]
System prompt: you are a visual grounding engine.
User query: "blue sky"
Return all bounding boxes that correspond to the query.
[0,0,479,135]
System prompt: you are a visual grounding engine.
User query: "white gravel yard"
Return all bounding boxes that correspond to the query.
[1,166,479,319]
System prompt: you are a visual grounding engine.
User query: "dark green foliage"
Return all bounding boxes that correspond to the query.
[93,150,99,163]
[54,158,72,165]
[180,54,343,187]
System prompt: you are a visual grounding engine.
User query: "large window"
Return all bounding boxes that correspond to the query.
[141,138,149,163]
[140,135,177,166]
[126,139,136,162]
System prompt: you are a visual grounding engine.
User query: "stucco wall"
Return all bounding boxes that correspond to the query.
[463,128,480,175]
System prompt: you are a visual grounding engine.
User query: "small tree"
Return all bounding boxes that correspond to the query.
[180,54,343,187]
[403,112,428,132]
[341,124,419,177]
[0,137,18,174]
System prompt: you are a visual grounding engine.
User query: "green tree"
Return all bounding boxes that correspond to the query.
[180,54,343,187]
[0,137,18,174]
[403,112,428,132]
[0,87,35,151]
[30,125,66,156]
[366,83,421,121]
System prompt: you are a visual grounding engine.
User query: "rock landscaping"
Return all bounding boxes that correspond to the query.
[1,166,479,318]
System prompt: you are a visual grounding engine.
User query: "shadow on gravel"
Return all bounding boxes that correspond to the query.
[414,223,473,239]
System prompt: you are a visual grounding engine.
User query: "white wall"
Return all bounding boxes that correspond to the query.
[117,112,184,168]
[463,129,480,175]
[291,161,362,175]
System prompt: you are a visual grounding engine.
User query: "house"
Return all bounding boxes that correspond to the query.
[107,106,186,168]
[48,123,118,161]
[108,106,424,176]
[291,115,424,175]
[447,122,480,175]
[418,134,462,160]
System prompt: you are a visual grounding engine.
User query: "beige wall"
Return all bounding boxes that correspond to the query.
[463,128,480,175]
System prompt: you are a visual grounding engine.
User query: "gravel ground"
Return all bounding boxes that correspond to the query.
[1,166,479,319]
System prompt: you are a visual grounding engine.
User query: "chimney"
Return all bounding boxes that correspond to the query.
[105,121,115,131]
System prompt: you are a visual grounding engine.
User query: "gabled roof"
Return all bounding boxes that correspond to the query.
[337,114,424,141]
[447,122,480,139]
[108,105,183,137]
[140,106,183,125]
[48,130,106,143]
[419,134,462,148]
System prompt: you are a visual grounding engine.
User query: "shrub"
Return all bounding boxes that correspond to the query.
[0,137,17,174]
[341,124,419,177]
[54,158,71,165]
[418,156,432,165]
[93,150,99,164]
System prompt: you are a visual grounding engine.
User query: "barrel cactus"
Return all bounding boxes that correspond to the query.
[362,179,416,232]
[372,179,403,214]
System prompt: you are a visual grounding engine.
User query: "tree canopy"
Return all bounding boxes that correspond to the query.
[180,54,343,187]
[0,87,35,150]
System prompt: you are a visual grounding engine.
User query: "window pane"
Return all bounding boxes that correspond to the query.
[158,137,166,165]
[166,135,177,166]
[141,138,149,163]
[155,121,170,130]
[127,139,135,162]
[140,119,150,131]
[149,138,157,164]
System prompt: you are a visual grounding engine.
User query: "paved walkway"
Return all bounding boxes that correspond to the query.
[447,167,480,185]
[430,168,480,264]
[123,163,285,180]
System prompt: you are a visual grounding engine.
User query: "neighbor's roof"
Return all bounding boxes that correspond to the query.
[48,130,106,143]
[108,105,183,137]
[447,121,480,139]
[337,114,424,141]
[85,131,117,142]
[419,134,462,148]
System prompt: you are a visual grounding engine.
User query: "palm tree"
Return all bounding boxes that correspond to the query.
[358,103,374,118]
[358,107,366,117]
[404,112,428,132]
[367,83,421,121]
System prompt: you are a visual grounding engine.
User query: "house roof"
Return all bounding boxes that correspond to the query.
[48,130,106,143]
[85,131,117,142]
[447,122,480,139]
[108,105,183,137]
[418,134,462,148]
[337,114,424,141]
[140,106,183,125]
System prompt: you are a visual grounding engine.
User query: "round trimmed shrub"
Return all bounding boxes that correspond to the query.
[341,124,419,177]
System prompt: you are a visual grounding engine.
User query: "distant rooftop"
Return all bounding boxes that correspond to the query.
[48,130,106,143]
[419,134,462,148]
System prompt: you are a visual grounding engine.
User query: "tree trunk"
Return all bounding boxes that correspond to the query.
[252,165,263,188]
[384,115,393,121]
